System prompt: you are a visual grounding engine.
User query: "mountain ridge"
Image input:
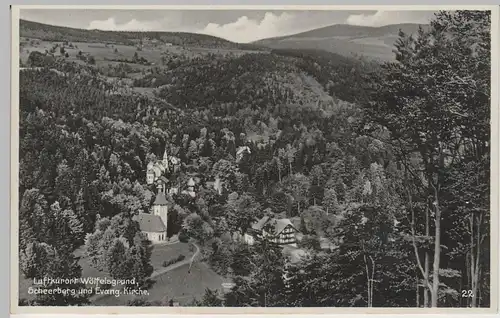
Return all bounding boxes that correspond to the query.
[253,22,430,61]
[253,23,428,43]
[20,19,261,50]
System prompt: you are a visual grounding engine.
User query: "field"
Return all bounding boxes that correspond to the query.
[93,261,224,306]
[20,38,167,65]
[149,242,194,272]
[19,37,265,68]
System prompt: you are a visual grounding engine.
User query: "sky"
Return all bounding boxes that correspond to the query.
[20,9,436,43]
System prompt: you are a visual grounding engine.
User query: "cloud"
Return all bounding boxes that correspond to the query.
[199,12,302,43]
[86,13,306,42]
[346,11,433,27]
[83,11,435,43]
[87,18,163,31]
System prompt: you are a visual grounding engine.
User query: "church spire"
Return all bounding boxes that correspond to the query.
[162,145,169,170]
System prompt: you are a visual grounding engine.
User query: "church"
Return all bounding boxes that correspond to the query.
[135,145,226,243]
[146,148,180,186]
[133,189,169,243]
[134,147,180,243]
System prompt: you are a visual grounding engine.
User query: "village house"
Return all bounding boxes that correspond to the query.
[146,146,224,196]
[139,146,227,242]
[244,216,299,247]
[146,148,181,185]
[181,177,197,198]
[236,145,251,163]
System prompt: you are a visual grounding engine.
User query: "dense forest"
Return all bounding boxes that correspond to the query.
[18,11,491,308]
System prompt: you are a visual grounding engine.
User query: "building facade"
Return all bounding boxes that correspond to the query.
[246,216,299,247]
[134,189,169,244]
[140,146,227,242]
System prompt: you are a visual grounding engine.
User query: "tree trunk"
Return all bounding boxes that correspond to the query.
[430,188,441,307]
[362,241,374,307]
[408,184,430,307]
[424,254,429,307]
[416,274,420,307]
[470,214,482,307]
[363,253,372,307]
[370,256,375,307]
[424,207,430,307]
[470,215,475,307]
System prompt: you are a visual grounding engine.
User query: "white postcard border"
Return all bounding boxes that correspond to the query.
[10,4,500,315]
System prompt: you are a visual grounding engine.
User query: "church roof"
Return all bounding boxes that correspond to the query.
[152,166,162,177]
[155,161,166,172]
[187,178,195,186]
[133,213,167,233]
[153,192,168,205]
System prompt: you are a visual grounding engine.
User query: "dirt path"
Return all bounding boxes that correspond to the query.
[90,242,200,303]
[150,242,199,278]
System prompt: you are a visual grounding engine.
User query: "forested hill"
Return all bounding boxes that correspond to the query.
[20,19,261,50]
[18,11,491,309]
[133,49,375,112]
[254,23,430,61]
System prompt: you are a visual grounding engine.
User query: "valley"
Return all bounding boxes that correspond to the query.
[17,11,491,309]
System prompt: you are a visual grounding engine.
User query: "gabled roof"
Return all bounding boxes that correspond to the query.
[155,161,166,172]
[133,213,166,233]
[187,178,195,186]
[153,192,168,205]
[252,216,296,235]
[236,146,251,155]
[158,176,170,184]
[251,215,270,231]
[152,166,162,176]
[275,219,295,235]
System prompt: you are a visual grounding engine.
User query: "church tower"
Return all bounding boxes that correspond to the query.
[152,185,169,236]
[162,147,169,171]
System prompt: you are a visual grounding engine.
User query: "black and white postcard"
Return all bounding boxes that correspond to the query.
[10,5,499,314]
